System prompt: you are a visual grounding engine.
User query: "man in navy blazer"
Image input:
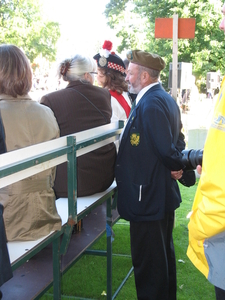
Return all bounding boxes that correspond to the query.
[115,50,185,300]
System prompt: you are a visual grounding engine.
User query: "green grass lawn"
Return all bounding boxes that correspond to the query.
[41,180,215,300]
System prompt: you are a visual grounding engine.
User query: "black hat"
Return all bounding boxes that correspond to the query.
[93,40,125,75]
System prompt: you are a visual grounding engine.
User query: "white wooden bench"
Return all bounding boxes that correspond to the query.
[7,181,117,265]
[0,121,124,300]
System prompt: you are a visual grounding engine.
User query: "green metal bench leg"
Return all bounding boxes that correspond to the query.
[107,196,113,300]
[53,237,61,300]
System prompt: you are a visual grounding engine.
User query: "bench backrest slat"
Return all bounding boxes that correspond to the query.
[0,121,123,188]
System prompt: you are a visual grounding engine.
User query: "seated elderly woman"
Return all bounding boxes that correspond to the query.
[40,54,116,198]
[0,44,61,241]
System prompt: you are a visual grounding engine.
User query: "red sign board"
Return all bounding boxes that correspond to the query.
[155,18,196,39]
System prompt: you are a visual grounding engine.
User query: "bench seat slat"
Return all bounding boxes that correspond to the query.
[7,181,117,265]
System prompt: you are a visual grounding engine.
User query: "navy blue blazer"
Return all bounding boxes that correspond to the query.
[115,83,185,222]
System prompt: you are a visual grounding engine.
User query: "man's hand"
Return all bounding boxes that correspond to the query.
[196,165,202,175]
[171,169,183,180]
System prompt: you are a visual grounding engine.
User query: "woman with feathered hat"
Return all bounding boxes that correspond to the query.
[93,40,132,122]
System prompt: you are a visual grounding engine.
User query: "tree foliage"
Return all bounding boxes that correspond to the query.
[105,0,224,91]
[0,0,60,62]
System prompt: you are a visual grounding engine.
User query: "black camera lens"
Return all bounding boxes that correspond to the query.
[181,149,203,171]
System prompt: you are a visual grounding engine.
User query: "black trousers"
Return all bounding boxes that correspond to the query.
[215,286,225,300]
[130,212,176,300]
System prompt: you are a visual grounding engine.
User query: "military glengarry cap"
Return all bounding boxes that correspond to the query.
[126,50,165,71]
[93,40,125,75]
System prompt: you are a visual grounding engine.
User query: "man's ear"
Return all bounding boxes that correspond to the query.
[141,71,150,84]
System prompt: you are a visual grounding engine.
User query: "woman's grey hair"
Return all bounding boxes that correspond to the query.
[58,54,97,82]
[0,44,32,97]
[138,65,160,81]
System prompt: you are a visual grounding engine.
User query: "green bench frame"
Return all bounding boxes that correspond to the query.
[0,121,131,300]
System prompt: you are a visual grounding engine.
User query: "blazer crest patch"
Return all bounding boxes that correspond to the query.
[130,133,140,146]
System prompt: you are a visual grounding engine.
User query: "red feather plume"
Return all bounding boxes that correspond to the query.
[102,40,113,51]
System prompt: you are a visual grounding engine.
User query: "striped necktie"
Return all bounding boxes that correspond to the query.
[130,99,136,115]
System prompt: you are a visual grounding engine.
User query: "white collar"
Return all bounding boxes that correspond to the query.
[0,94,32,101]
[136,82,159,105]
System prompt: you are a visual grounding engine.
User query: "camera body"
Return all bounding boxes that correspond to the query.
[181,149,203,171]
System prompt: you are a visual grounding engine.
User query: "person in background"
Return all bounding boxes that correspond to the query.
[41,54,116,198]
[0,204,12,300]
[0,114,12,300]
[123,58,130,74]
[115,50,185,299]
[187,3,225,299]
[93,40,132,122]
[0,44,61,241]
[123,58,137,104]
[0,113,6,154]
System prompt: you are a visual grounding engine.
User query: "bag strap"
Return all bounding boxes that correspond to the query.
[68,87,108,123]
[109,90,131,118]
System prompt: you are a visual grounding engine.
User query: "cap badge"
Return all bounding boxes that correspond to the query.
[99,56,107,67]
[126,50,133,61]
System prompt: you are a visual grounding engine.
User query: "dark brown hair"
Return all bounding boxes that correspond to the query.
[99,67,128,94]
[0,44,32,97]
